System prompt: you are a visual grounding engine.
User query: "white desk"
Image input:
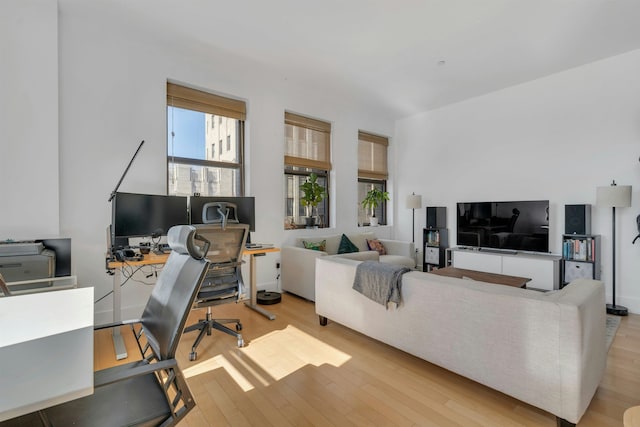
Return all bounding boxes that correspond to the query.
[0,287,94,422]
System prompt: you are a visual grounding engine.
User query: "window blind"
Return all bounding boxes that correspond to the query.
[284,112,331,171]
[167,82,246,120]
[358,131,388,180]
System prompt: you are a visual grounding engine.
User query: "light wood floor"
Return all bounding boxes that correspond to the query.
[95,294,640,426]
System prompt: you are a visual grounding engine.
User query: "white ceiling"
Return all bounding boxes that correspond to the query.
[63,0,640,119]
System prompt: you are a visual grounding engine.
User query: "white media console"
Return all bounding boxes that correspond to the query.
[448,247,562,291]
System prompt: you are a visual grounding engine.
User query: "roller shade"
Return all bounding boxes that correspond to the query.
[358,131,388,180]
[284,112,331,171]
[167,82,246,121]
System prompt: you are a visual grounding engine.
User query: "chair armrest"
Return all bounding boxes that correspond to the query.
[379,239,415,258]
[95,359,178,387]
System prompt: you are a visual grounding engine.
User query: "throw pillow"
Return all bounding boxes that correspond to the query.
[338,234,359,254]
[303,240,326,252]
[366,238,387,255]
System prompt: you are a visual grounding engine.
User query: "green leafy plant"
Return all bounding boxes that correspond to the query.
[300,173,326,217]
[361,188,390,218]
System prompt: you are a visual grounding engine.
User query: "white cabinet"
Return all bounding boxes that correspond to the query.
[451,248,561,291]
[451,250,502,274]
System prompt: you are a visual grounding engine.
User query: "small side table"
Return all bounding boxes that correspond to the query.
[624,406,640,427]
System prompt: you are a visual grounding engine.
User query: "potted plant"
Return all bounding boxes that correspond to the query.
[361,188,389,226]
[300,173,326,227]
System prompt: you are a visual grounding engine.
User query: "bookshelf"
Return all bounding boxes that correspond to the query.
[561,234,601,288]
[423,228,448,272]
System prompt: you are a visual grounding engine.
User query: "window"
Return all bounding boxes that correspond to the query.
[167,82,245,197]
[358,131,388,226]
[284,112,331,229]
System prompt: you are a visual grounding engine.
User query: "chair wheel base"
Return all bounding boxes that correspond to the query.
[189,352,197,361]
[236,323,242,331]
[238,338,244,348]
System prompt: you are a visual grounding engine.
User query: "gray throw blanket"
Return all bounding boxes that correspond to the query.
[352,261,411,308]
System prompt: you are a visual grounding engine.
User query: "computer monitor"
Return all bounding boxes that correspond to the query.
[112,192,189,239]
[189,196,255,232]
[36,238,72,277]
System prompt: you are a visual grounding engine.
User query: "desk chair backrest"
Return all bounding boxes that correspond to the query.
[140,225,211,360]
[194,223,249,266]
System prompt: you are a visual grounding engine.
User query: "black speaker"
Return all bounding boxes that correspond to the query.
[426,207,446,229]
[565,204,591,235]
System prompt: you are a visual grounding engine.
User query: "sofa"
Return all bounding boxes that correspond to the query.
[315,256,607,425]
[281,232,414,301]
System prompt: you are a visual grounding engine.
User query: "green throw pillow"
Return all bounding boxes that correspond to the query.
[338,234,359,254]
[303,240,326,251]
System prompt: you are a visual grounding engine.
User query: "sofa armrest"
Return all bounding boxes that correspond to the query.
[281,246,328,301]
[379,239,414,258]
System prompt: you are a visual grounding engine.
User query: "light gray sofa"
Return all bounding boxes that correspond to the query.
[315,256,607,426]
[281,232,414,301]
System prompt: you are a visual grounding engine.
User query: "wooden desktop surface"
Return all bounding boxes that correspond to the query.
[107,247,280,269]
[428,266,531,288]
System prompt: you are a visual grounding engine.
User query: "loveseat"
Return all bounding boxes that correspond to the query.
[281,232,414,301]
[315,256,607,426]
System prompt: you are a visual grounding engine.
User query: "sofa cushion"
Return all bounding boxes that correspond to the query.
[366,238,386,255]
[338,234,359,254]
[302,239,326,251]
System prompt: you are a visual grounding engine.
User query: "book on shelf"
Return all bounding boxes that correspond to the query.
[563,237,594,262]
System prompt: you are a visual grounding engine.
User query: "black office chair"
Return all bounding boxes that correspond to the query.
[184,223,249,361]
[2,225,210,427]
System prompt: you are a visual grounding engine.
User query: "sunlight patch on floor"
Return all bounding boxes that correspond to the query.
[239,324,351,381]
[182,354,254,391]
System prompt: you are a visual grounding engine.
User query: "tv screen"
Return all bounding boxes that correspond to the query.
[189,196,255,232]
[112,192,188,238]
[457,200,549,253]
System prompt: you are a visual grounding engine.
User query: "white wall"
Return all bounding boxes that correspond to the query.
[395,49,640,312]
[56,2,395,322]
[0,0,59,239]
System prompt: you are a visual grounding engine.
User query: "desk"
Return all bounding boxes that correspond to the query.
[0,287,93,422]
[243,247,280,320]
[106,252,168,360]
[106,247,280,359]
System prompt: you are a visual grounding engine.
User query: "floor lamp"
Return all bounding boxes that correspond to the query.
[406,193,422,267]
[596,180,632,316]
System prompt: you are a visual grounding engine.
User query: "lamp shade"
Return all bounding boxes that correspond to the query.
[406,194,422,210]
[596,183,632,208]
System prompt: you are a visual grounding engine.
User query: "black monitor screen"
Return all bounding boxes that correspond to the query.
[189,196,255,232]
[457,200,549,253]
[112,192,188,238]
[37,238,72,277]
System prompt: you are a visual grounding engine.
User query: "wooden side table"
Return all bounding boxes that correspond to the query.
[624,406,640,427]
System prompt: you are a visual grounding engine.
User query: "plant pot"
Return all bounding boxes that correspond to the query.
[369,217,379,227]
[305,216,317,228]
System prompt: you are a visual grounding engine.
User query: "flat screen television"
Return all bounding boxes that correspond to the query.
[189,196,255,232]
[457,200,549,253]
[112,192,189,239]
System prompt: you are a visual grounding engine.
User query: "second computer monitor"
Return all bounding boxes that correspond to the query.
[189,196,255,232]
